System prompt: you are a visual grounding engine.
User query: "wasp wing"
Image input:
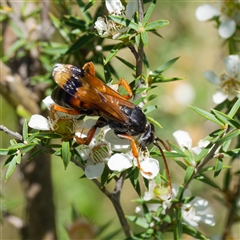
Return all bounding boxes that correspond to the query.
[52,64,135,123]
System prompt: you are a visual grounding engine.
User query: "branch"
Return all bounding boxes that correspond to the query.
[0,125,23,141]
[2,125,132,238]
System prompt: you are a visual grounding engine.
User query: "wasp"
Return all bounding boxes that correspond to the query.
[51,62,172,193]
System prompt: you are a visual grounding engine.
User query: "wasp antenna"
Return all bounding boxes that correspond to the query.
[153,138,172,199]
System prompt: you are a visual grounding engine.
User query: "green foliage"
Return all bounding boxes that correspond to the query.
[1,0,240,239]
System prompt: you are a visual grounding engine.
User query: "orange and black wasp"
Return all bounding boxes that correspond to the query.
[51,62,172,194]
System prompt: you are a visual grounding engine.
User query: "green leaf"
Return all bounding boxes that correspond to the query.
[3,155,15,168]
[8,143,26,150]
[83,0,96,12]
[126,216,149,228]
[49,13,70,42]
[223,169,231,191]
[116,56,135,70]
[143,105,157,114]
[0,149,10,155]
[104,42,124,65]
[182,224,208,239]
[195,174,221,190]
[195,146,211,163]
[18,144,36,154]
[214,158,223,177]
[184,166,195,184]
[153,57,180,74]
[8,20,25,39]
[141,31,148,46]
[62,141,71,169]
[101,165,110,186]
[2,39,26,61]
[190,106,223,126]
[5,154,20,181]
[22,119,28,141]
[145,20,169,31]
[215,129,240,144]
[63,15,87,29]
[146,116,162,129]
[228,97,240,118]
[135,33,141,48]
[212,109,240,128]
[108,15,139,30]
[65,34,92,54]
[142,0,156,26]
[173,207,182,240]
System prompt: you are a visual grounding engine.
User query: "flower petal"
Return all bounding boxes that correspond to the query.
[173,130,192,149]
[126,0,138,19]
[218,19,236,39]
[42,96,55,110]
[85,162,105,179]
[140,158,159,179]
[28,114,51,130]
[212,92,228,104]
[203,70,221,85]
[106,0,123,15]
[108,153,132,171]
[195,4,220,21]
[223,55,240,77]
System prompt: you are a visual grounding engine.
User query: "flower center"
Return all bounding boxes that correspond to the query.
[89,144,110,163]
[221,77,240,96]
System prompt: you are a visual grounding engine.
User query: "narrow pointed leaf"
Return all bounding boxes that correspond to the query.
[173,207,182,240]
[104,42,124,65]
[182,225,208,239]
[190,106,223,126]
[154,57,180,74]
[215,129,240,143]
[65,34,92,54]
[49,13,70,42]
[212,109,240,128]
[84,0,96,12]
[5,154,20,181]
[195,174,221,190]
[145,20,169,31]
[116,56,135,70]
[214,158,223,177]
[22,119,28,141]
[141,31,148,46]
[142,0,156,26]
[228,97,240,118]
[146,116,162,128]
[62,141,71,169]
[184,166,195,184]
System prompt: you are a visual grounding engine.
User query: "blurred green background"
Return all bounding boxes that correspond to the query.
[1,1,238,239]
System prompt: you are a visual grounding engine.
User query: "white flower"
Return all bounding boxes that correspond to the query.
[204,55,240,104]
[173,130,210,165]
[28,96,82,135]
[107,150,160,179]
[143,181,190,215]
[140,183,215,227]
[182,197,215,227]
[195,4,236,39]
[94,0,138,39]
[76,121,112,179]
[28,114,51,130]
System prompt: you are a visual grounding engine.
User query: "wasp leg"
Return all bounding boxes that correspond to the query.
[115,78,133,99]
[50,104,81,116]
[75,117,108,145]
[117,134,152,176]
[82,62,95,76]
